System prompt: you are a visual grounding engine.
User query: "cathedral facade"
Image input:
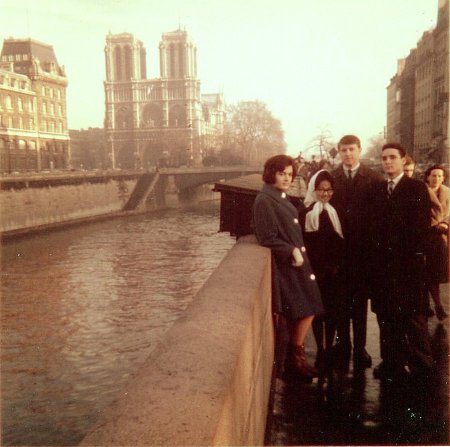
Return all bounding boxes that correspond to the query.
[104,29,225,169]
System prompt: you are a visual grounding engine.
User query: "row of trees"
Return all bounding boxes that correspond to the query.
[203,100,286,167]
[222,107,387,168]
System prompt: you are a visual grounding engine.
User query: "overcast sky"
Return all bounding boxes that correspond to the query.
[2,0,439,157]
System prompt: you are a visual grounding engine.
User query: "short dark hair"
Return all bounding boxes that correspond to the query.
[338,134,361,148]
[424,164,447,182]
[262,154,297,184]
[404,154,415,165]
[314,170,334,190]
[382,142,406,157]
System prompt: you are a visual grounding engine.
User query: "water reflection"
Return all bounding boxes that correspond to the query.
[1,202,234,446]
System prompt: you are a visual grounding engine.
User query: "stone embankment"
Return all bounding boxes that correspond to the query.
[0,170,217,239]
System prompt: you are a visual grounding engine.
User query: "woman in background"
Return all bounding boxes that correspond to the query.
[424,165,449,321]
[253,155,323,381]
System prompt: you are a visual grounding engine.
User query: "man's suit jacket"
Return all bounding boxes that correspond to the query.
[370,175,431,315]
[331,163,383,288]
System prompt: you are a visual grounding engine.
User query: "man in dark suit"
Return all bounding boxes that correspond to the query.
[331,134,383,369]
[371,143,433,381]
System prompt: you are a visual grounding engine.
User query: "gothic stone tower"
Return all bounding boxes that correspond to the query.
[104,29,205,169]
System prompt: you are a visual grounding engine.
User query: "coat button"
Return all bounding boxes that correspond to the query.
[293,218,299,224]
[310,274,316,280]
[281,192,286,198]
[300,246,306,252]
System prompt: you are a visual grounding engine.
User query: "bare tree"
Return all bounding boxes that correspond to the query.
[304,126,335,161]
[221,100,286,165]
[363,132,386,161]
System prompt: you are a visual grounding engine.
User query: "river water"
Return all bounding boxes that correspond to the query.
[1,201,235,446]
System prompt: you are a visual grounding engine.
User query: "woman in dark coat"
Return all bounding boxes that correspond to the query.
[423,165,449,320]
[300,170,344,371]
[252,155,324,380]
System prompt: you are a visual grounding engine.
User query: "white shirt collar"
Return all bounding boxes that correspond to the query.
[388,172,404,188]
[345,163,360,173]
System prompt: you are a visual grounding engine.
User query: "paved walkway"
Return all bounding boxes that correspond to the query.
[266,284,449,445]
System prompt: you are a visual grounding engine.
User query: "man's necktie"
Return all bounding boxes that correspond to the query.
[347,169,352,180]
[388,180,394,197]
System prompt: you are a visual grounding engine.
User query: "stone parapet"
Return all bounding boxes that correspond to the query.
[80,235,274,446]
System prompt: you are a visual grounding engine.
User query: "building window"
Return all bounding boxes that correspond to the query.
[29,99,34,111]
[18,139,26,150]
[50,103,55,115]
[42,102,47,114]
[19,117,23,129]
[29,118,34,129]
[5,95,12,109]
[29,140,36,150]
[8,116,13,127]
[18,98,23,111]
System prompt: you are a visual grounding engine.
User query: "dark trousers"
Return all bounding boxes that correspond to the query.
[336,293,368,352]
[376,311,433,372]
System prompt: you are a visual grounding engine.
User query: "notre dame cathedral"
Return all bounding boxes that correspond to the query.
[104,29,225,169]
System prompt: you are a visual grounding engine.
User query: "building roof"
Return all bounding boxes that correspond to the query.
[1,38,65,78]
[1,38,58,65]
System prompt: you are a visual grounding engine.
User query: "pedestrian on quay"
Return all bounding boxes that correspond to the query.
[330,134,383,369]
[371,143,433,382]
[300,169,344,372]
[423,164,449,321]
[252,154,324,382]
[403,157,448,320]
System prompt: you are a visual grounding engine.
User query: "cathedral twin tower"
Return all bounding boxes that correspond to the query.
[104,29,224,169]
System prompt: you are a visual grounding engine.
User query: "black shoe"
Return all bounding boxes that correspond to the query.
[373,361,409,382]
[353,348,372,369]
[435,305,448,321]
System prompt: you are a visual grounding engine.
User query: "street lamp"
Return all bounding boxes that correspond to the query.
[108,134,116,169]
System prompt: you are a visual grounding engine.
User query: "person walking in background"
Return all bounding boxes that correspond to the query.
[423,165,449,321]
[330,134,383,370]
[371,143,433,382]
[253,154,324,382]
[403,157,448,320]
[300,169,344,372]
[403,155,417,179]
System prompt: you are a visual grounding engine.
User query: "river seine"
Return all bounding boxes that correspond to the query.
[1,201,234,446]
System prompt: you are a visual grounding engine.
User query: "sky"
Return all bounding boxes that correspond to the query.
[1,0,440,157]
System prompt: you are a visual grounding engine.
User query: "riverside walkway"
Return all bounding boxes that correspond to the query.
[266,283,449,446]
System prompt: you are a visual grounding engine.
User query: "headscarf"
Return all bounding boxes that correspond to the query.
[304,169,343,238]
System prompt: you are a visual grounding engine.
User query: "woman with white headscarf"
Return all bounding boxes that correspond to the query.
[300,169,344,372]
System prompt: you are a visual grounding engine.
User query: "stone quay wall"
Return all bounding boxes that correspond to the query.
[80,235,275,446]
[0,172,218,239]
[0,174,139,237]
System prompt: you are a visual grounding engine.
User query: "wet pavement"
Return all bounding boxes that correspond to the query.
[266,284,449,446]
